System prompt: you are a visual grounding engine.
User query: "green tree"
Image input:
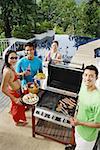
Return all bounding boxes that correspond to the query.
[0,0,99,38]
[0,0,37,38]
[39,0,77,34]
[77,0,100,37]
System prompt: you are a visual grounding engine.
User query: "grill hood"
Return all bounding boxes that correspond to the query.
[47,62,83,94]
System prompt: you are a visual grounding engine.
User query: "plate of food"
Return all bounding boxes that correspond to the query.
[34,73,46,80]
[22,93,39,105]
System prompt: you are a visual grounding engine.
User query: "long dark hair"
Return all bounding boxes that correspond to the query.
[2,50,17,73]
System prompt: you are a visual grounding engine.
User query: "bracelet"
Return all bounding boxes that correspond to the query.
[16,100,19,104]
[16,98,21,104]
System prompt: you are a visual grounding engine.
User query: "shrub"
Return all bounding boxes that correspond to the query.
[12,25,35,39]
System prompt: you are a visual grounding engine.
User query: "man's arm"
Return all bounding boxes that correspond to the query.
[39,60,43,73]
[16,60,27,86]
[70,117,100,128]
[78,121,100,128]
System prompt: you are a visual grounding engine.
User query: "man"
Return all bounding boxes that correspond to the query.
[70,65,100,150]
[16,42,42,87]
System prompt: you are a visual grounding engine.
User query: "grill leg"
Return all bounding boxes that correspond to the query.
[32,107,35,137]
[65,145,75,150]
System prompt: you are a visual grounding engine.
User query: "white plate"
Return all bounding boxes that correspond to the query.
[22,94,39,105]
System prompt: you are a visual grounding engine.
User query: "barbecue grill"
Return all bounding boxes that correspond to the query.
[32,60,83,145]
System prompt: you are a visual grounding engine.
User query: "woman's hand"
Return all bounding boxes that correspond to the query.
[14,97,23,105]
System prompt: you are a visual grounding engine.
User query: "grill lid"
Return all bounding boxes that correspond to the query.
[47,62,83,94]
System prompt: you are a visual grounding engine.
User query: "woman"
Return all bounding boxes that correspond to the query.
[1,50,27,126]
[44,40,62,66]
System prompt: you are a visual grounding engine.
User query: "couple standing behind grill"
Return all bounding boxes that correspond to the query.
[1,41,61,126]
[1,42,43,126]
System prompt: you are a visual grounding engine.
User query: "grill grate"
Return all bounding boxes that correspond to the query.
[35,119,75,145]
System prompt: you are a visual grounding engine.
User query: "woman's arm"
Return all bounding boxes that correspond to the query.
[17,71,25,76]
[53,53,62,64]
[1,69,21,104]
[44,51,50,61]
[44,52,50,67]
[56,53,62,60]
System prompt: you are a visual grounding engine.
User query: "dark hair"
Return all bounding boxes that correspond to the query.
[52,40,59,46]
[84,65,98,77]
[25,42,36,49]
[2,50,17,73]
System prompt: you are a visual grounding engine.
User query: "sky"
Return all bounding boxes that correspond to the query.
[75,0,87,4]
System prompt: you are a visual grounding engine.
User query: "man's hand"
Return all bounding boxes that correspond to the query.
[24,70,31,76]
[69,117,80,126]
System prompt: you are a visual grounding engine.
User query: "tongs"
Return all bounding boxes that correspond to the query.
[57,103,70,118]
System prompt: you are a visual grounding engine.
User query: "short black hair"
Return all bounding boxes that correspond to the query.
[52,40,59,46]
[25,42,36,49]
[84,65,98,77]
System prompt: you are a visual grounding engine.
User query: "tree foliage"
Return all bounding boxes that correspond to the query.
[0,0,37,38]
[0,0,99,38]
[77,0,99,37]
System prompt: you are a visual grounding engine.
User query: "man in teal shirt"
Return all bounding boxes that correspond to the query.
[70,65,100,150]
[16,42,43,87]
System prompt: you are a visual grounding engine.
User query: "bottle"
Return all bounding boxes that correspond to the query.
[33,80,39,94]
[23,84,29,95]
[27,64,31,72]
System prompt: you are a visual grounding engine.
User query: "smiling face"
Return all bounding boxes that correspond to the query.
[51,42,58,53]
[82,69,97,88]
[8,52,18,66]
[25,46,34,59]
